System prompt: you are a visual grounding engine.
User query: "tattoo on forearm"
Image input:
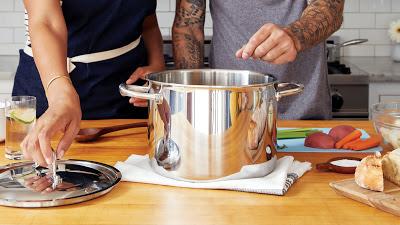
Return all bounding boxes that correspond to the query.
[172,0,205,69]
[287,0,344,51]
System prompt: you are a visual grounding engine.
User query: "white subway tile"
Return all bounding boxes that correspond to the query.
[360,29,391,44]
[0,0,13,11]
[160,28,170,37]
[332,29,360,42]
[2,0,400,57]
[343,45,375,56]
[393,1,400,12]
[376,13,400,28]
[204,28,213,36]
[360,0,391,13]
[170,0,176,11]
[0,28,13,43]
[13,27,25,43]
[156,12,175,28]
[375,45,392,56]
[157,0,170,12]
[0,12,24,27]
[14,0,24,12]
[205,12,212,28]
[342,13,375,28]
[344,0,360,13]
[0,43,23,55]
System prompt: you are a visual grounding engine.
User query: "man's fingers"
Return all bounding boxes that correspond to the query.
[253,38,278,59]
[270,48,297,65]
[260,42,289,62]
[56,122,79,159]
[235,45,245,58]
[242,24,273,59]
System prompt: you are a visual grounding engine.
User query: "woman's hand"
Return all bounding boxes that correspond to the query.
[126,64,164,107]
[21,84,81,166]
[236,23,298,65]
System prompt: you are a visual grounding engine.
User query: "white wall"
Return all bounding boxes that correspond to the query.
[0,0,400,56]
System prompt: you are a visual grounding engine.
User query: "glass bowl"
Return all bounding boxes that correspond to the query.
[371,102,400,149]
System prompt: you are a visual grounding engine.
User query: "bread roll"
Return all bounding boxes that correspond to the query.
[355,152,384,192]
[382,148,400,186]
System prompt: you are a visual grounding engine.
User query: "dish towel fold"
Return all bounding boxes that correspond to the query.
[115,155,311,196]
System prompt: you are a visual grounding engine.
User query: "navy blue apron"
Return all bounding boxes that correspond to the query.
[13,0,156,119]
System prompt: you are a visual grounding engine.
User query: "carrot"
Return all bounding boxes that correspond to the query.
[343,138,362,149]
[335,129,362,149]
[351,136,381,151]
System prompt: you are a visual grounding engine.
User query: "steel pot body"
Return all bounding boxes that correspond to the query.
[119,69,303,181]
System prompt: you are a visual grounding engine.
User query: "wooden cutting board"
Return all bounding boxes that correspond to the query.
[330,179,400,217]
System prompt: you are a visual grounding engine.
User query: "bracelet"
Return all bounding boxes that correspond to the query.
[46,75,72,92]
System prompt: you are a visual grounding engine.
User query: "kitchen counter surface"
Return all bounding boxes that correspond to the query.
[0,120,398,225]
[342,56,400,82]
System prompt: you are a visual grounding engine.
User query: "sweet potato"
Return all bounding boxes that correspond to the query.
[304,132,336,149]
[328,125,356,142]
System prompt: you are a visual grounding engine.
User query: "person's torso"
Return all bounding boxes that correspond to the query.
[209,0,331,120]
[16,0,156,119]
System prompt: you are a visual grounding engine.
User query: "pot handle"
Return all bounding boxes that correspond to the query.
[275,83,304,101]
[119,83,163,104]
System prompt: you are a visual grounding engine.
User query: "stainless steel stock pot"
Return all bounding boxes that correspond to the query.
[119,69,303,181]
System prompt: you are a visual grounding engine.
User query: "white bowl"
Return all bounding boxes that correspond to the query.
[372,102,400,149]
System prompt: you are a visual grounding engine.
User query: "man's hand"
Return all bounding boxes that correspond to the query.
[236,23,298,65]
[126,65,164,107]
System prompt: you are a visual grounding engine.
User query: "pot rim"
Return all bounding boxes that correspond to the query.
[145,69,278,90]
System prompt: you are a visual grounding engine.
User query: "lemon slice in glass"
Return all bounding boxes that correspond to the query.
[9,108,36,124]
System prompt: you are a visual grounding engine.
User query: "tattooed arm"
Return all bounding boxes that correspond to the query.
[237,0,344,64]
[172,0,206,69]
[286,0,345,51]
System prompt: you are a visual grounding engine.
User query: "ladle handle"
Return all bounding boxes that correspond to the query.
[316,163,333,172]
[99,122,148,135]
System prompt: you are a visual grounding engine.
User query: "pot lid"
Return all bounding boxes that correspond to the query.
[146,69,277,89]
[0,159,121,208]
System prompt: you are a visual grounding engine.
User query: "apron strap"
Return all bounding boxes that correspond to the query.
[23,35,142,73]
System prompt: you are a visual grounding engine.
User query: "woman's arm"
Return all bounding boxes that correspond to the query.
[22,0,81,166]
[286,0,345,51]
[142,14,165,70]
[126,14,165,107]
[25,0,73,98]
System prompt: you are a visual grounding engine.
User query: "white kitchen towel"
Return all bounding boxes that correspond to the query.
[115,155,311,195]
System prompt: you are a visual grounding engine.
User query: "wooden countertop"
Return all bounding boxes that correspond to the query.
[0,120,398,225]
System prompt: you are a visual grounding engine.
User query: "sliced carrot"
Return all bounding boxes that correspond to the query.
[351,136,381,151]
[347,139,364,149]
[343,138,362,149]
[335,129,362,149]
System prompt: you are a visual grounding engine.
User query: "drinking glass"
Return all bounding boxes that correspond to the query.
[0,99,5,143]
[5,96,36,160]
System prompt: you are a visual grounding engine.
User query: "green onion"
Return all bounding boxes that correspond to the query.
[277,128,321,140]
